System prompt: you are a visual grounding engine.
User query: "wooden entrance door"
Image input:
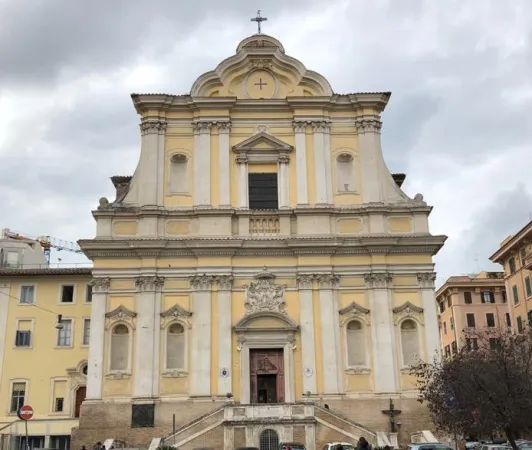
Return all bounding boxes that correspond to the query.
[250,349,284,403]
[75,386,86,418]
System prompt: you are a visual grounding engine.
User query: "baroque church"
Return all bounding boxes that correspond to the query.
[74,25,446,450]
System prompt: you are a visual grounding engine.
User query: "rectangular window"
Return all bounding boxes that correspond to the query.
[506,312,512,327]
[60,285,74,303]
[82,319,90,346]
[513,285,519,304]
[481,291,495,303]
[85,284,93,303]
[20,286,34,304]
[464,291,472,304]
[450,317,454,330]
[466,313,476,328]
[10,382,26,413]
[502,290,507,303]
[55,397,64,412]
[451,341,458,354]
[525,277,532,297]
[466,338,478,351]
[248,173,278,210]
[6,251,19,267]
[509,257,516,274]
[52,380,67,413]
[57,319,72,347]
[517,316,523,333]
[447,297,452,307]
[444,345,451,357]
[439,301,445,313]
[15,330,31,347]
[486,313,495,327]
[443,322,447,334]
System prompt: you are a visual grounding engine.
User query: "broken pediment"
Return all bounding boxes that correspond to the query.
[190,34,333,99]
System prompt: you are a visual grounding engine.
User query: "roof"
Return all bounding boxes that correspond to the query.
[489,219,532,263]
[0,268,92,277]
[436,271,505,297]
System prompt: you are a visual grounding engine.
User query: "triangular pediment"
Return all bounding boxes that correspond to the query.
[233,132,292,153]
[105,305,137,319]
[392,301,423,314]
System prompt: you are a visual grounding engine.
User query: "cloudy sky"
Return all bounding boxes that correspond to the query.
[1,0,531,285]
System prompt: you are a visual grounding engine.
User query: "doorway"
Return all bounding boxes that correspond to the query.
[250,349,284,403]
[74,386,86,418]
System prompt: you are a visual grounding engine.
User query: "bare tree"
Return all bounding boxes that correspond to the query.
[413,326,532,450]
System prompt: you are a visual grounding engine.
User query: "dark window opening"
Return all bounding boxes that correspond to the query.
[249,173,278,210]
[466,313,476,328]
[61,285,74,303]
[15,330,31,347]
[55,397,64,412]
[486,313,495,327]
[464,291,472,304]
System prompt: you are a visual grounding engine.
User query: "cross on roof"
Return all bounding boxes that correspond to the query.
[251,10,267,34]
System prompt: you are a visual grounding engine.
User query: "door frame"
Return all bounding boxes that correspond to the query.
[250,349,285,403]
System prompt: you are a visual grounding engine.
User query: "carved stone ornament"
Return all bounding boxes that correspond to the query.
[354,116,382,134]
[135,276,164,292]
[417,272,437,289]
[339,302,371,325]
[278,154,290,164]
[254,125,271,135]
[249,59,273,70]
[316,274,340,290]
[140,120,167,135]
[192,121,214,134]
[345,366,371,375]
[105,305,137,330]
[90,277,110,294]
[243,267,287,315]
[392,301,424,326]
[235,155,248,165]
[105,371,131,380]
[162,370,188,378]
[311,121,331,133]
[364,273,393,289]
[296,274,314,290]
[189,274,214,291]
[160,304,193,329]
[293,121,308,133]
[216,275,234,291]
[98,197,110,210]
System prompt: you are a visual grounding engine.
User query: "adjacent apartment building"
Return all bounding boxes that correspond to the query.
[436,271,509,357]
[490,220,532,332]
[0,237,92,450]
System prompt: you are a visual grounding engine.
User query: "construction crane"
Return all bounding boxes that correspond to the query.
[1,228,83,264]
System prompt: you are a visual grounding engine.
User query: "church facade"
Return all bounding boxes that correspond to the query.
[75,33,446,450]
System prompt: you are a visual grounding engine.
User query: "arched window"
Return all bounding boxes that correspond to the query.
[259,429,279,450]
[336,153,355,192]
[110,324,130,371]
[400,319,419,367]
[346,320,365,366]
[169,154,189,194]
[166,322,185,370]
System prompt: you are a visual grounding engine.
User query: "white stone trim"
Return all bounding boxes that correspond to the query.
[7,378,29,415]
[341,316,371,374]
[48,376,69,415]
[237,158,249,208]
[293,122,309,205]
[18,283,37,305]
[396,315,425,370]
[0,284,10,381]
[313,124,328,204]
[193,122,212,206]
[106,320,134,377]
[57,283,77,305]
[297,284,317,394]
[323,125,333,203]
[217,280,233,396]
[161,318,189,377]
[418,272,441,362]
[13,317,36,349]
[218,122,231,206]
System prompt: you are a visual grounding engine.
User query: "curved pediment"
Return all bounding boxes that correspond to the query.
[190,34,333,99]
[234,311,299,332]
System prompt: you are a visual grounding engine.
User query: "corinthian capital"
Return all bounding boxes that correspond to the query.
[364,273,392,289]
[135,276,164,292]
[190,274,214,291]
[90,277,110,294]
[217,121,232,132]
[316,274,339,290]
[296,274,314,290]
[417,272,437,289]
[354,116,382,134]
[193,121,213,134]
[311,121,331,133]
[293,121,308,133]
[216,275,234,291]
[140,120,167,136]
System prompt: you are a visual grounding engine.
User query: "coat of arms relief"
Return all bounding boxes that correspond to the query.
[243,267,287,315]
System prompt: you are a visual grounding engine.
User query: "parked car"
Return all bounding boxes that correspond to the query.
[322,442,356,450]
[279,443,306,450]
[407,444,454,450]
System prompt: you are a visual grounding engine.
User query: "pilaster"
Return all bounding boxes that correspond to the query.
[312,121,332,205]
[293,121,309,206]
[133,276,164,399]
[193,121,213,206]
[237,156,249,208]
[278,154,291,209]
[86,277,110,400]
[0,283,10,389]
[364,272,399,393]
[218,121,232,207]
[317,273,342,394]
[139,120,167,207]
[189,274,214,396]
[216,275,234,396]
[417,272,440,361]
[296,274,317,394]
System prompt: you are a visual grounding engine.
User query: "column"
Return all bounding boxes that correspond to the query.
[217,276,233,396]
[417,272,441,361]
[239,339,251,403]
[323,123,333,203]
[318,274,342,394]
[365,273,399,393]
[193,121,212,206]
[284,337,296,402]
[0,283,10,384]
[133,276,164,398]
[278,154,290,209]
[312,121,330,205]
[156,121,167,205]
[293,121,309,205]
[218,122,231,207]
[355,116,385,203]
[86,277,110,400]
[296,275,317,394]
[237,156,249,208]
[138,121,164,206]
[189,274,214,396]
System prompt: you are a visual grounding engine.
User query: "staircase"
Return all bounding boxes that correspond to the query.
[159,402,382,450]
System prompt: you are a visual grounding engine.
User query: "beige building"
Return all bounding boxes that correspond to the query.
[490,220,532,332]
[436,272,508,357]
